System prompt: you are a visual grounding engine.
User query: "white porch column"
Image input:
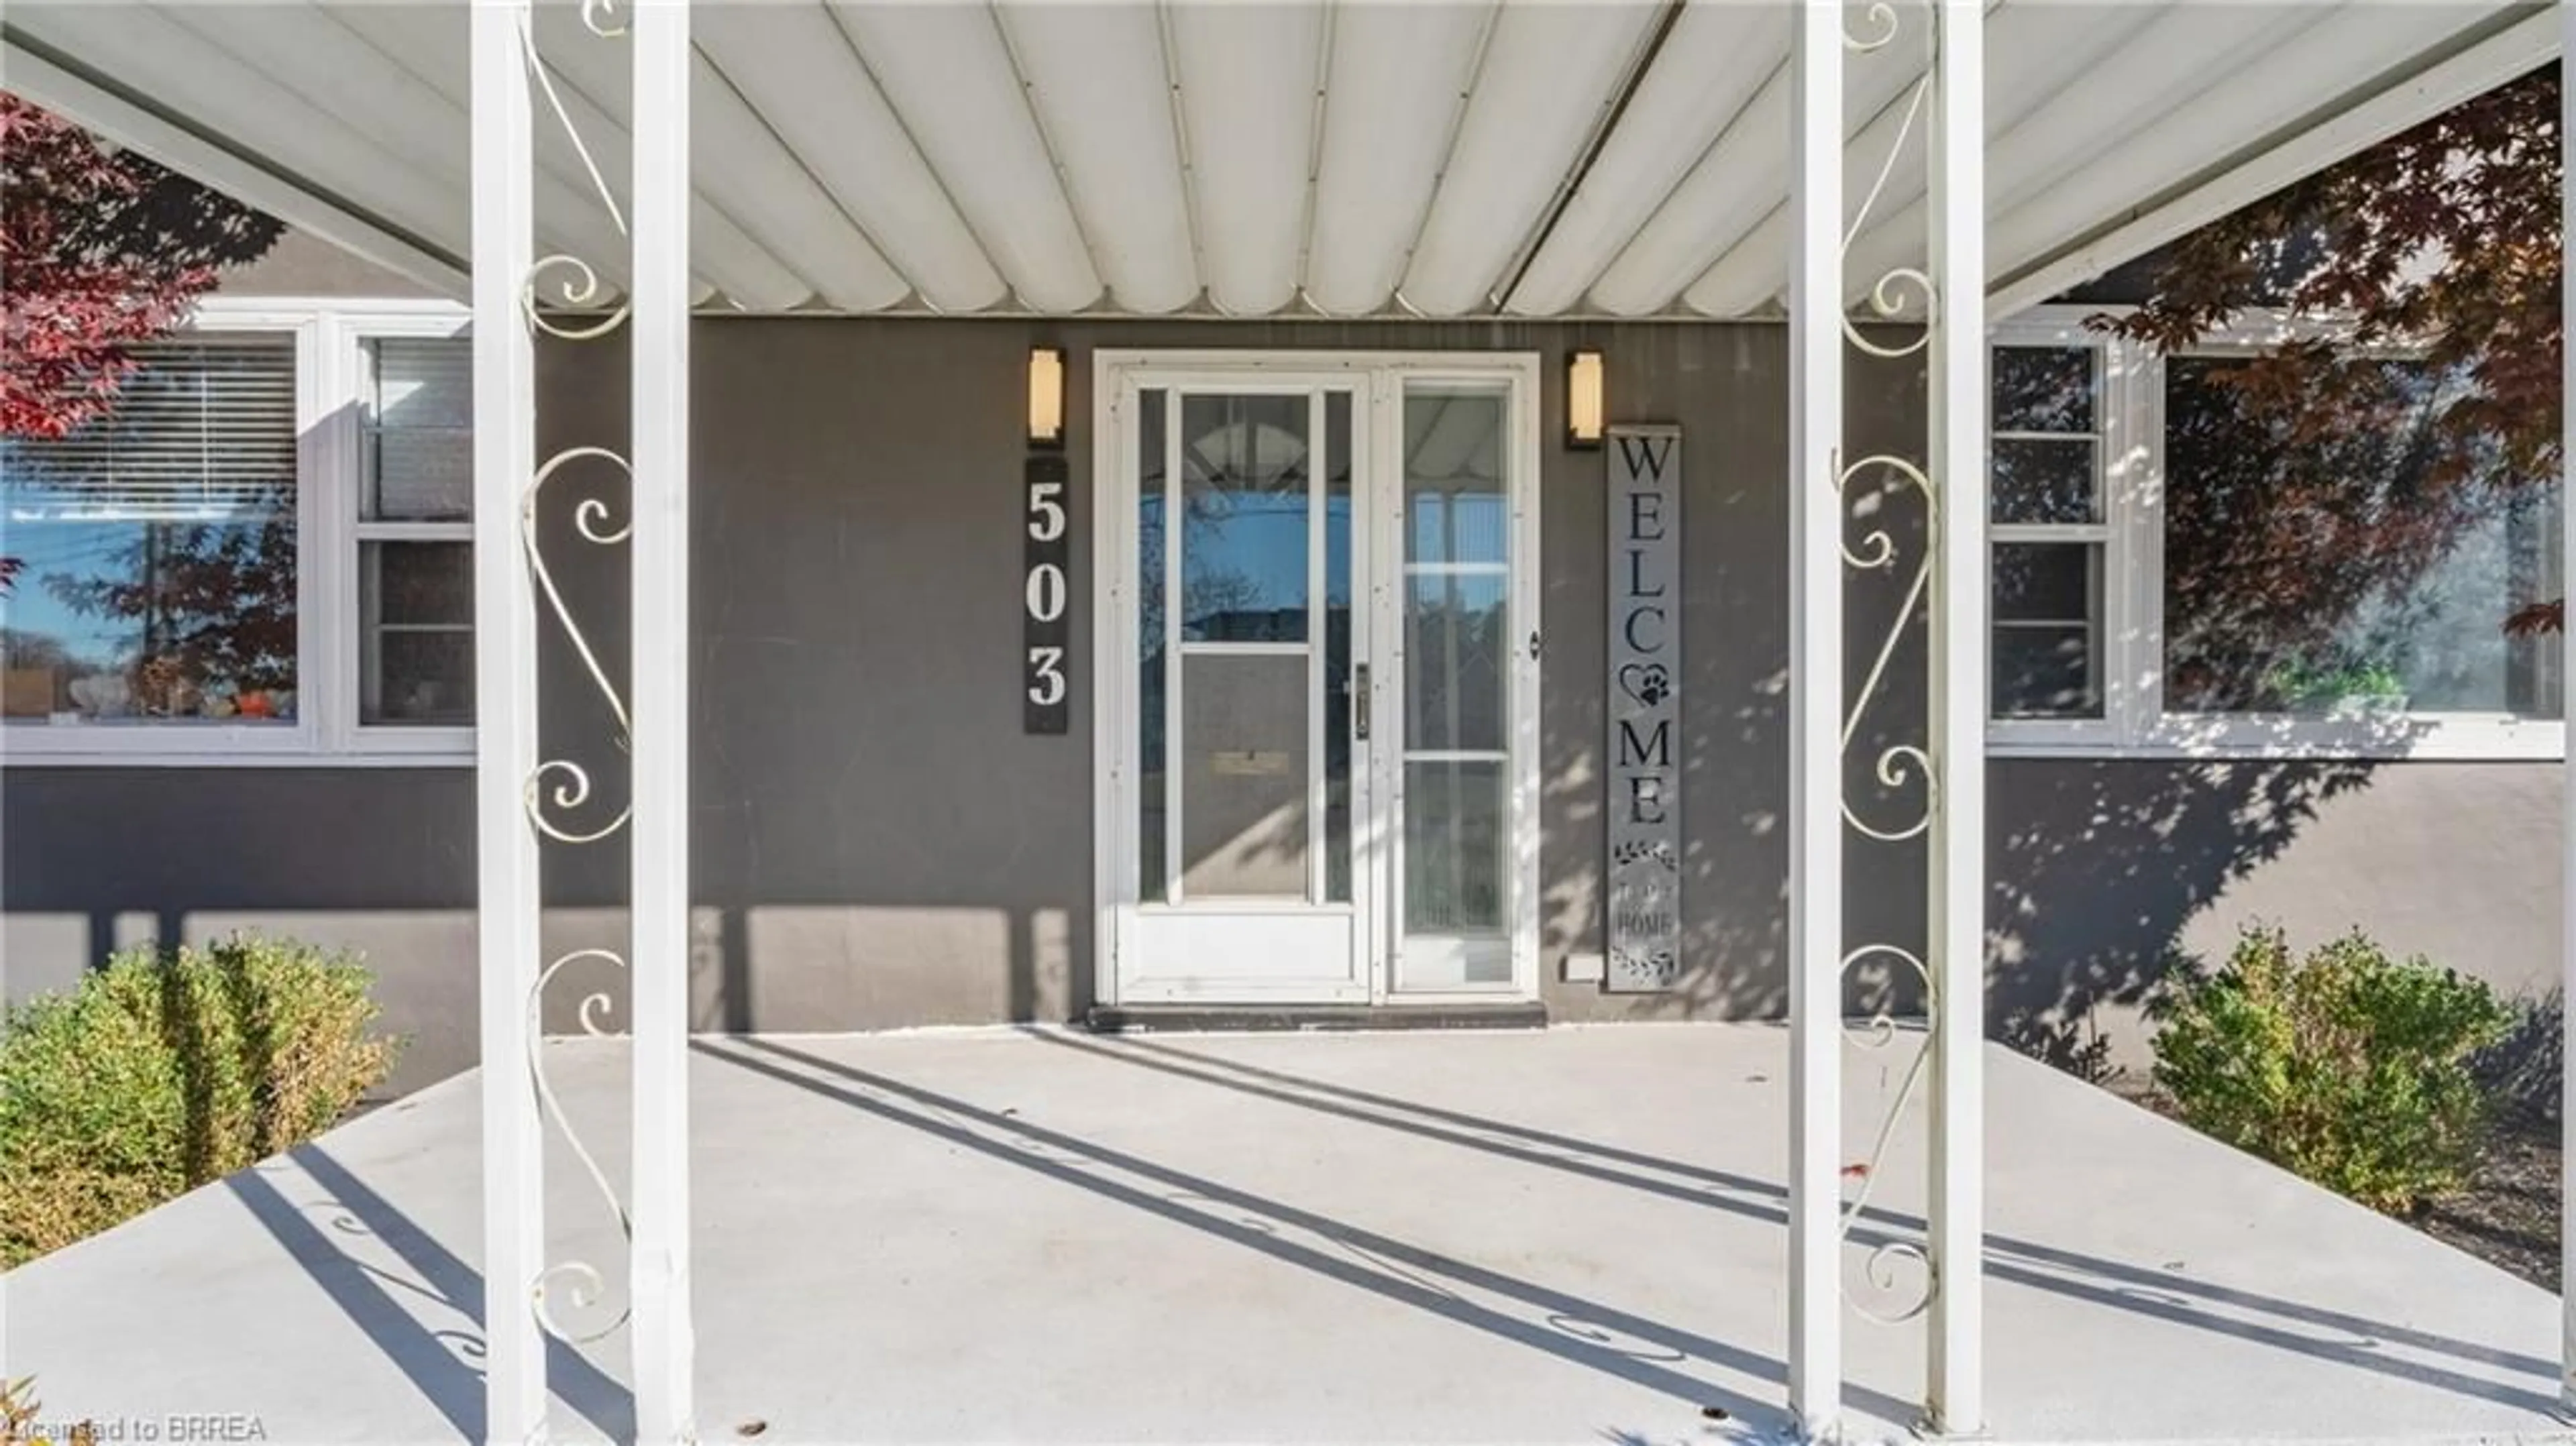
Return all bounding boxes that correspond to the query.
[1786,0,1845,1435]
[629,1,698,1441]
[1925,0,1986,1432]
[2560,0,2575,1413]
[470,1,546,1441]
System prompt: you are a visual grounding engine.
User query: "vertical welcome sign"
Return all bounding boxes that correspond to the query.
[1606,427,1682,991]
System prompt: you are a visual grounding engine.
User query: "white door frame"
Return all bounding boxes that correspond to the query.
[1090,349,1544,1009]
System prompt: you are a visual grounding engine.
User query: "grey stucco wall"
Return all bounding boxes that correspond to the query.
[219,229,448,300]
[3,315,2559,1093]
[1988,758,2563,1068]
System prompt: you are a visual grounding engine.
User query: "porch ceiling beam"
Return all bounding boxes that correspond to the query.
[156,0,643,302]
[1503,1,1782,318]
[1835,0,2168,311]
[1992,1,2553,317]
[1303,1,1491,317]
[680,5,1002,309]
[0,29,468,300]
[526,0,903,311]
[823,0,1099,314]
[1784,0,1845,1435]
[1396,1,1662,317]
[1165,1,1326,316]
[1686,0,2025,319]
[994,1,1199,315]
[1823,0,2327,317]
[1591,1,1929,321]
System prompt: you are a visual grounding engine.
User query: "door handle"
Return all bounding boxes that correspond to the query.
[1352,663,1371,740]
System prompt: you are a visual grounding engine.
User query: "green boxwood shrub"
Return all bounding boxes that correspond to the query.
[0,934,398,1267]
[2151,926,2512,1213]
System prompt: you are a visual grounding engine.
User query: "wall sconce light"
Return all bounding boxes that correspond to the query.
[1567,349,1605,449]
[1028,345,1065,449]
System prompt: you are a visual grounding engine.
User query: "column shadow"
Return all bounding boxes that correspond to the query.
[225,1142,633,1442]
[694,1034,1893,1437]
[1039,1031,2561,1417]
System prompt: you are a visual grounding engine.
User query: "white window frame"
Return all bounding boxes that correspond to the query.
[1990,303,2567,762]
[3,295,476,767]
[327,307,478,759]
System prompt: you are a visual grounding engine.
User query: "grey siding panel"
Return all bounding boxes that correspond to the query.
[5,317,2558,1093]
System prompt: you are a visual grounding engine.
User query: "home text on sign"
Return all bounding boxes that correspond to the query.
[1606,427,1680,991]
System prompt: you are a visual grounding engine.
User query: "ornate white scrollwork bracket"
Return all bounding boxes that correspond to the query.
[515,6,639,1354]
[529,948,636,1344]
[1832,0,1943,1337]
[1835,945,1938,1325]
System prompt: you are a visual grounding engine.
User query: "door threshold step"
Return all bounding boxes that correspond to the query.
[1085,1003,1548,1034]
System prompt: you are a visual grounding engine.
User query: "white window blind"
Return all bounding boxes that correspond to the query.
[2,337,299,522]
[366,335,472,521]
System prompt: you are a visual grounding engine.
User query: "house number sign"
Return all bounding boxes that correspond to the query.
[1024,454,1071,734]
[1606,427,1681,991]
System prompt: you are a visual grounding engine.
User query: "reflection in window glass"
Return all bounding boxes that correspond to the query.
[1992,437,2098,524]
[1992,345,2096,434]
[360,541,472,724]
[1407,392,1508,565]
[360,335,476,726]
[1399,382,1512,967]
[0,337,299,725]
[1406,571,1506,750]
[1405,758,1507,939]
[1986,343,2109,720]
[1324,391,1352,903]
[1179,651,1309,899]
[1137,388,1169,903]
[1180,392,1309,642]
[1992,543,2102,718]
[365,337,472,521]
[2163,356,2561,717]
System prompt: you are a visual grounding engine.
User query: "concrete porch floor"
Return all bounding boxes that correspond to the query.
[5,1024,2569,1446]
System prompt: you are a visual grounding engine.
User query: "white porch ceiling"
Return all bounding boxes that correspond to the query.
[3,1,2555,319]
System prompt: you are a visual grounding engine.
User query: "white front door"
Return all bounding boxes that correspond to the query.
[1095,354,1540,1006]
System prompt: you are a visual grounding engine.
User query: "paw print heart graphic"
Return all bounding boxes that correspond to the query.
[1617,662,1672,709]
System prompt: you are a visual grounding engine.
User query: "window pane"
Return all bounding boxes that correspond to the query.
[1,338,298,726]
[1405,759,1507,937]
[1137,388,1169,903]
[1991,437,2098,524]
[1994,541,2098,622]
[1992,346,2095,434]
[1994,625,2100,719]
[1179,651,1309,899]
[1405,572,1507,751]
[1991,542,2101,719]
[1406,390,1508,565]
[1324,391,1352,903]
[361,541,472,725]
[365,337,472,521]
[368,540,470,626]
[2163,356,2562,716]
[1180,393,1309,642]
[368,631,472,725]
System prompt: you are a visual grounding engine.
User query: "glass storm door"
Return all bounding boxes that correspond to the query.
[1120,383,1370,1001]
[1105,360,1535,1005]
[1389,380,1519,991]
